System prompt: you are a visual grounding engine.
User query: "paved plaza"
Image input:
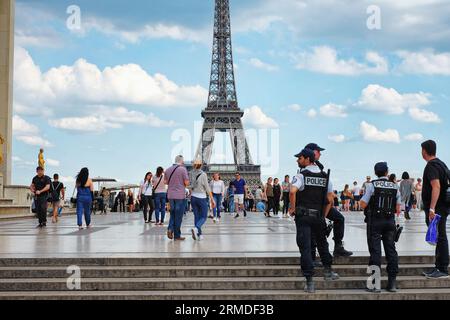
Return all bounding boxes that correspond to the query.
[0,210,438,258]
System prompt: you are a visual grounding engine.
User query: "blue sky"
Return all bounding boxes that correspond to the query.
[12,0,450,191]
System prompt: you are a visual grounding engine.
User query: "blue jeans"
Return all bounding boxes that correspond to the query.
[77,196,92,227]
[154,193,166,223]
[212,194,222,218]
[228,196,235,213]
[191,196,208,236]
[168,199,185,239]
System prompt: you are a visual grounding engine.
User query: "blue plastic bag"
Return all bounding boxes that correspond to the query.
[426,214,441,246]
[256,202,266,212]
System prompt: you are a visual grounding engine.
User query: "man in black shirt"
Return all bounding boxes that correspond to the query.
[421,140,450,279]
[30,167,52,228]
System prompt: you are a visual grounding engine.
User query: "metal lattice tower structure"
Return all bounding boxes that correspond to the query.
[193,0,261,187]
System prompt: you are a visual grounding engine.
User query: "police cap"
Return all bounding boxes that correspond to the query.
[294,148,316,162]
[304,143,325,152]
[374,162,388,173]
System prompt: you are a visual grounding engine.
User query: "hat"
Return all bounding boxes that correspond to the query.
[294,148,316,162]
[374,162,388,173]
[193,158,203,165]
[304,143,325,152]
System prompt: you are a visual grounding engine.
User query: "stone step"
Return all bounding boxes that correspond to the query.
[0,205,31,215]
[0,255,436,267]
[1,288,450,300]
[0,264,435,279]
[0,199,14,205]
[0,276,447,291]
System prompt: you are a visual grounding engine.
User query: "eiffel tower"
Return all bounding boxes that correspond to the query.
[193,0,261,187]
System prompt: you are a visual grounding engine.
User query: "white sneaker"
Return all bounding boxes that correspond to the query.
[191,228,198,240]
[213,218,217,223]
[198,235,204,241]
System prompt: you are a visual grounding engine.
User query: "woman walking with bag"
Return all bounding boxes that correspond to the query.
[75,168,94,230]
[152,167,166,225]
[139,172,155,224]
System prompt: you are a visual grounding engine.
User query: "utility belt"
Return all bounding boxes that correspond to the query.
[365,209,395,219]
[295,206,322,219]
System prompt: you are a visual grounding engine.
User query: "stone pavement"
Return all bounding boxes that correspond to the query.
[0,209,439,258]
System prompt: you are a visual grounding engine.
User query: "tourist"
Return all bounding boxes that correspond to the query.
[361,176,371,195]
[152,167,166,225]
[264,177,275,217]
[139,172,154,223]
[282,175,291,217]
[210,173,225,222]
[400,172,413,220]
[190,159,215,240]
[415,178,423,211]
[165,155,190,241]
[420,140,450,279]
[342,184,352,212]
[389,174,397,184]
[30,166,51,228]
[118,188,126,212]
[75,167,94,230]
[352,181,361,211]
[50,173,65,223]
[127,189,135,213]
[273,178,281,216]
[231,172,247,219]
[246,189,255,212]
[227,182,235,214]
[100,187,109,214]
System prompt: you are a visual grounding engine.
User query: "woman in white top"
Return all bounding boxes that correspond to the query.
[210,173,225,222]
[138,172,154,224]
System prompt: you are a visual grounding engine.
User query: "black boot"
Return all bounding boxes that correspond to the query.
[324,267,340,281]
[333,244,353,257]
[304,277,315,293]
[387,276,397,292]
[405,211,411,220]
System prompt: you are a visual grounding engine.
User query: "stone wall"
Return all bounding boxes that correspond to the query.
[4,185,32,206]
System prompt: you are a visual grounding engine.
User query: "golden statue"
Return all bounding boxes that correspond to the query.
[0,135,4,165]
[38,148,45,169]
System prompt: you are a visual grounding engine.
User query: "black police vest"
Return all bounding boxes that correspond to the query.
[368,179,398,216]
[296,170,328,212]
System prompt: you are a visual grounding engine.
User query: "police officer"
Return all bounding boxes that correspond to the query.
[305,143,353,258]
[360,162,400,293]
[289,148,339,293]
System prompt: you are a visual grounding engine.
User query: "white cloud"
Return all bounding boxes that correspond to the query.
[16,135,53,147]
[404,133,424,141]
[12,115,39,135]
[319,103,348,118]
[355,84,432,116]
[14,46,208,114]
[397,50,450,75]
[242,106,278,129]
[249,58,279,72]
[307,109,317,118]
[77,18,209,44]
[46,158,60,167]
[360,121,401,143]
[59,176,75,184]
[408,108,441,123]
[49,106,176,133]
[287,104,302,112]
[328,135,346,143]
[293,47,388,76]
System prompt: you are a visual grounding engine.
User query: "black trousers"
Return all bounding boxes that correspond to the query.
[425,207,450,273]
[266,197,275,214]
[119,200,125,212]
[366,215,398,277]
[295,215,333,278]
[311,207,346,259]
[35,196,48,225]
[274,198,280,215]
[142,195,155,222]
[282,193,290,214]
